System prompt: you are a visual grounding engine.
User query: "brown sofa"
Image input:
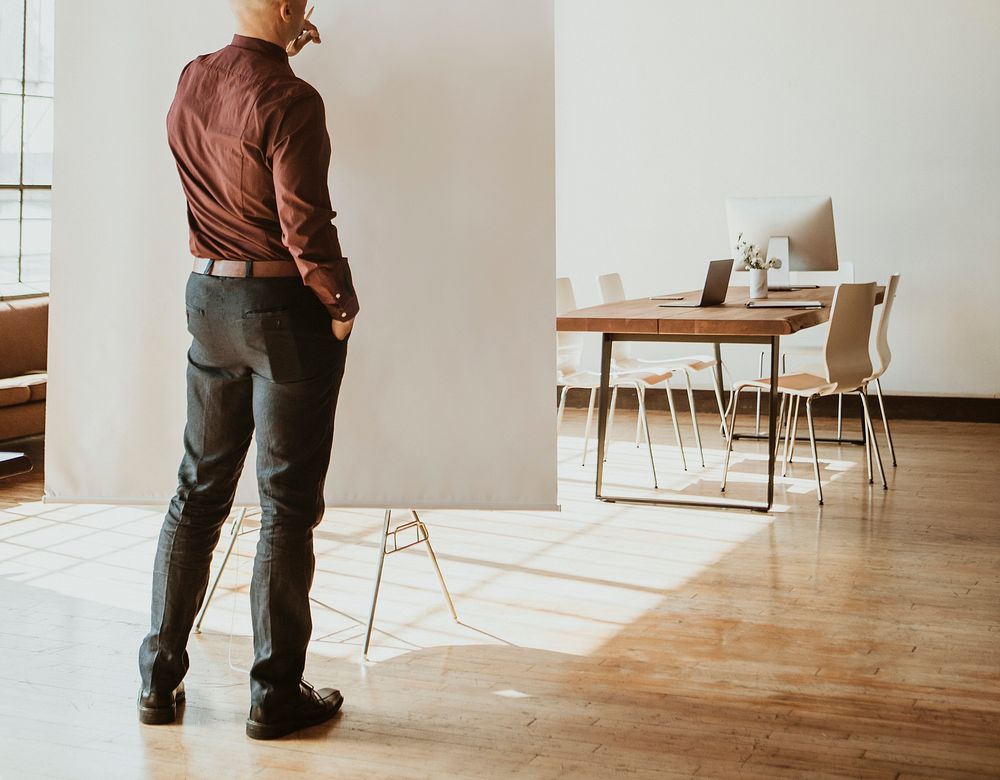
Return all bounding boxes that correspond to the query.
[0,296,48,442]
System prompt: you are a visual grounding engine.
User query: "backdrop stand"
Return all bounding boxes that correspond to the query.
[364,509,460,659]
[193,506,252,634]
[192,507,460,658]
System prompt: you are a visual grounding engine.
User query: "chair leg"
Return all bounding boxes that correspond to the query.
[874,377,897,467]
[859,392,874,484]
[683,370,705,467]
[604,385,619,463]
[836,394,844,441]
[720,386,744,493]
[664,381,687,472]
[635,386,644,447]
[773,353,788,451]
[556,385,569,431]
[581,388,597,466]
[754,352,764,435]
[773,392,786,470]
[805,397,823,505]
[787,396,801,465]
[860,390,888,490]
[636,382,658,488]
[781,394,795,478]
[712,363,729,439]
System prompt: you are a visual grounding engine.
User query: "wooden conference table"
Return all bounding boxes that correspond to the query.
[556,285,885,512]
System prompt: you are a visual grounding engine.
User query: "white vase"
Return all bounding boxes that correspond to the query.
[749,269,768,299]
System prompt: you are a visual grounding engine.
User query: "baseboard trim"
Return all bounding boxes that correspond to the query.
[557,387,999,424]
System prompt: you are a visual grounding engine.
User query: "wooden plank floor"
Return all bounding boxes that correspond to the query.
[0,411,998,778]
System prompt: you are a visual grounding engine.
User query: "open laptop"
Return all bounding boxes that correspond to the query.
[653,259,734,307]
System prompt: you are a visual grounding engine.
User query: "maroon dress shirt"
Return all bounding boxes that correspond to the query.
[166,34,358,321]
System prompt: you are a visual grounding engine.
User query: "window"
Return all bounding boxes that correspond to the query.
[1,0,53,298]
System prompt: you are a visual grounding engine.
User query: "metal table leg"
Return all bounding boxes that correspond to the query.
[594,334,613,499]
[765,336,780,509]
[595,334,778,512]
[712,343,725,399]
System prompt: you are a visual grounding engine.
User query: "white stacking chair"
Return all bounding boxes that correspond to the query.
[596,273,728,468]
[772,272,900,464]
[748,261,856,437]
[721,282,887,505]
[557,277,683,486]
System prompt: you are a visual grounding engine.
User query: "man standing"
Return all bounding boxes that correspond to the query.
[138,0,358,740]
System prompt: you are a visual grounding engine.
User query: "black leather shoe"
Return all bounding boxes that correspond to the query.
[137,681,185,725]
[246,681,344,740]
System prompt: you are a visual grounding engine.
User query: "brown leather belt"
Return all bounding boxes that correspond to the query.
[192,258,300,278]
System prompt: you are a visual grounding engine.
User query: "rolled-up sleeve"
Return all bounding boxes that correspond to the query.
[271,90,359,321]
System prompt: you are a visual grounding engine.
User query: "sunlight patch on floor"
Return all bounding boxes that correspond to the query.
[0,410,866,665]
[0,426,776,666]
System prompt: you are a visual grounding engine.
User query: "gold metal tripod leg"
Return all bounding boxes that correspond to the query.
[362,509,393,659]
[411,510,459,622]
[363,508,460,660]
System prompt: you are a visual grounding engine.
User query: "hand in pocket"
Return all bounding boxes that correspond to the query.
[331,317,354,342]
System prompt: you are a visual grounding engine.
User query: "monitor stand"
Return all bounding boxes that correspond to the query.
[766,236,791,289]
[766,236,819,291]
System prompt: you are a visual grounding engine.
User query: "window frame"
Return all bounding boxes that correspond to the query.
[1,0,52,301]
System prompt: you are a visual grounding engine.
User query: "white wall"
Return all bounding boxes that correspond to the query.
[46,0,557,509]
[555,0,1000,397]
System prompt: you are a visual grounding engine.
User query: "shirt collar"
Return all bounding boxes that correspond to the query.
[230,34,289,63]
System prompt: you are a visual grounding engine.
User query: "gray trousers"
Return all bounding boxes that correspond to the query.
[139,272,349,707]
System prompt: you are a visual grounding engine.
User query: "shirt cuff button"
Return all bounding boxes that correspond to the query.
[341,312,347,318]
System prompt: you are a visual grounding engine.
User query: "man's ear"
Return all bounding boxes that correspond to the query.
[278,1,293,22]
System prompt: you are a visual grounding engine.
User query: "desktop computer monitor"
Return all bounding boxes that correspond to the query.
[725,196,839,289]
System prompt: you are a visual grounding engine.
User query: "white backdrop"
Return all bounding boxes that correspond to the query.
[45,0,557,509]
